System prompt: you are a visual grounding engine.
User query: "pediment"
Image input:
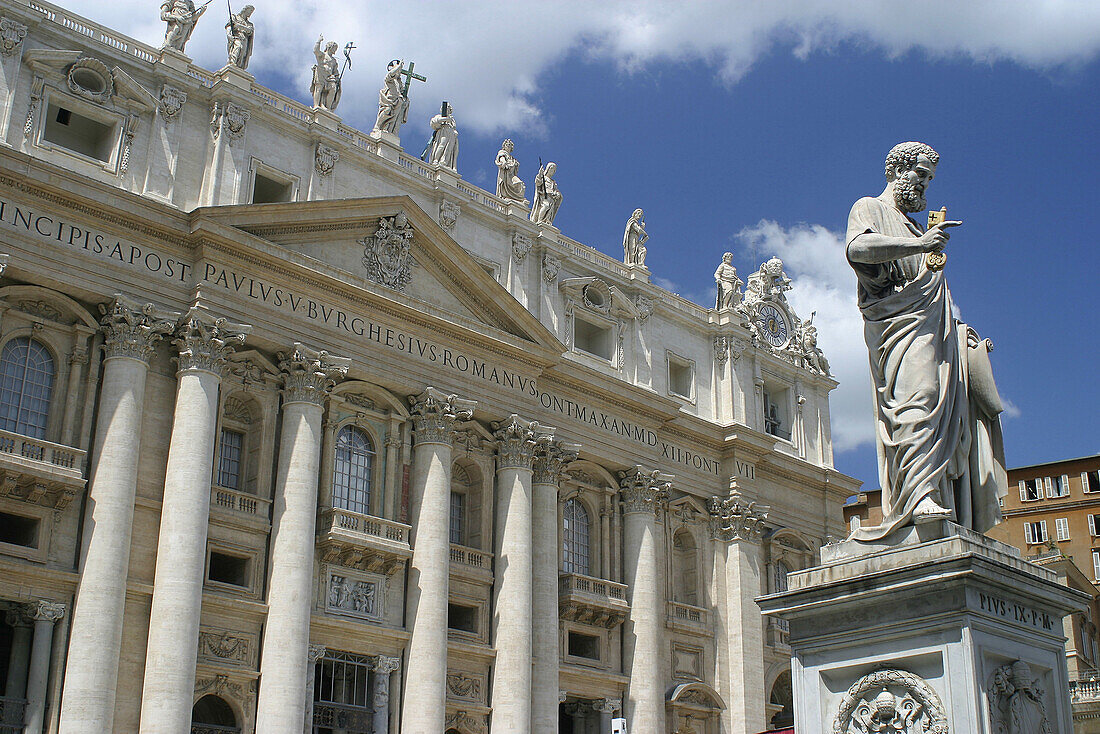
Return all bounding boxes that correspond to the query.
[192,196,564,358]
[23,49,156,112]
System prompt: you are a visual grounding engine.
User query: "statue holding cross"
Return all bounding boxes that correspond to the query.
[373,59,425,137]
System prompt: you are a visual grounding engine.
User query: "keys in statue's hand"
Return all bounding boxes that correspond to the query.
[920,220,962,253]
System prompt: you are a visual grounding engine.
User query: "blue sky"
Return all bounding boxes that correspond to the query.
[65,1,1100,492]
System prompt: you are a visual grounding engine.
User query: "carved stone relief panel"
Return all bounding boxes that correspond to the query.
[989,660,1053,734]
[832,668,948,734]
[672,642,703,681]
[325,567,385,622]
[446,670,486,704]
[197,626,256,667]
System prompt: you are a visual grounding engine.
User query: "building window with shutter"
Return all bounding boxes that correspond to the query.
[1056,517,1070,541]
[1046,475,1069,498]
[1083,471,1100,494]
[1019,479,1042,502]
[1089,515,1100,537]
[1024,520,1047,545]
[1093,550,1100,582]
[217,428,244,490]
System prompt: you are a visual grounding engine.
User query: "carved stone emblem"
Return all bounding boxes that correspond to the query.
[197,628,253,665]
[439,200,460,234]
[326,572,380,620]
[315,142,339,177]
[211,100,250,143]
[833,668,948,734]
[636,296,654,322]
[714,336,729,365]
[543,254,561,283]
[361,213,414,292]
[159,85,187,124]
[511,232,531,262]
[66,57,113,104]
[0,18,28,56]
[445,711,487,734]
[989,660,1052,734]
[446,671,484,703]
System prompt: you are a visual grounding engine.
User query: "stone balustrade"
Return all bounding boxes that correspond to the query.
[315,507,412,575]
[209,485,270,519]
[0,428,86,511]
[449,543,494,583]
[558,572,630,628]
[666,600,710,634]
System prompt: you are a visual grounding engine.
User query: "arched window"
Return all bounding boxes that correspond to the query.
[0,337,55,439]
[191,694,239,731]
[774,560,790,594]
[673,530,698,605]
[332,425,374,515]
[562,499,590,575]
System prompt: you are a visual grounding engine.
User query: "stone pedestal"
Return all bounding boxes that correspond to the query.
[213,63,254,90]
[369,129,402,162]
[758,521,1087,734]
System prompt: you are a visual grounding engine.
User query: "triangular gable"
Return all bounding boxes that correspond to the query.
[191,195,565,359]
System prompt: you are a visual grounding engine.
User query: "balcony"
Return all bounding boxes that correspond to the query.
[0,429,86,511]
[209,485,271,526]
[666,601,710,635]
[450,544,493,583]
[559,572,629,628]
[316,507,412,575]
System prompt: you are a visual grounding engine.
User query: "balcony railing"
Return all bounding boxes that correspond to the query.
[313,702,373,730]
[450,544,491,569]
[210,485,270,519]
[0,429,86,510]
[0,696,25,734]
[1071,675,1100,702]
[190,725,241,734]
[316,507,412,575]
[559,572,630,628]
[666,601,710,633]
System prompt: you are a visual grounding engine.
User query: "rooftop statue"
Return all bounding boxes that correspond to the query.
[160,0,208,53]
[623,208,648,267]
[225,4,254,70]
[311,35,342,111]
[425,102,458,170]
[495,139,527,204]
[714,252,743,310]
[374,59,409,135]
[846,141,1006,540]
[530,162,562,226]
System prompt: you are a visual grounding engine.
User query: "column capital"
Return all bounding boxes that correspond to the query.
[98,293,180,363]
[593,697,621,714]
[307,643,328,663]
[408,386,475,445]
[5,606,31,627]
[533,434,580,485]
[708,488,769,543]
[373,654,400,674]
[278,343,350,405]
[31,600,66,623]
[174,305,250,376]
[617,466,673,515]
[492,414,540,470]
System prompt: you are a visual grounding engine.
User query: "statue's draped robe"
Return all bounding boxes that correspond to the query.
[846,197,1006,541]
[428,115,458,169]
[495,152,524,202]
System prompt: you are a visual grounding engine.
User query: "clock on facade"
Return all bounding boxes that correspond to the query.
[755,304,790,348]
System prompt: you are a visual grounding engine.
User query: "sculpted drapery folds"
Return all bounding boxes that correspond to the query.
[311,35,341,111]
[374,59,408,135]
[530,162,562,226]
[623,208,648,266]
[846,141,1006,541]
[427,103,459,170]
[225,5,254,70]
[495,139,527,204]
[159,0,205,53]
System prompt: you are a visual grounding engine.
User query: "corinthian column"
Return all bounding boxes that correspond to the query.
[255,345,349,733]
[139,306,249,734]
[709,488,769,734]
[60,295,178,734]
[489,416,538,732]
[25,601,66,734]
[618,466,672,733]
[531,434,579,734]
[371,654,400,734]
[400,387,475,734]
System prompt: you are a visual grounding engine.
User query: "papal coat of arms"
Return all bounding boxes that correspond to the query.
[361,213,414,291]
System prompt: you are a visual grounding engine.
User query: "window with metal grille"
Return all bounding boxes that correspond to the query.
[217,429,244,489]
[312,650,373,734]
[562,499,590,575]
[332,426,374,515]
[0,337,55,439]
[449,491,465,545]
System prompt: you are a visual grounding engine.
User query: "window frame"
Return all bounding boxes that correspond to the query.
[0,335,57,441]
[331,423,377,516]
[35,88,125,173]
[1056,517,1070,542]
[247,157,300,204]
[562,497,592,576]
[666,350,696,403]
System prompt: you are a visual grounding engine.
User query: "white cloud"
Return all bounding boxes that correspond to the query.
[1001,397,1022,421]
[56,1,1100,137]
[736,220,873,454]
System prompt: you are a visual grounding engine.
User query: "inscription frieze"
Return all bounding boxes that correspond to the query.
[975,591,1056,632]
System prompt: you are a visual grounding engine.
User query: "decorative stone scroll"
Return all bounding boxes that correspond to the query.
[617,466,672,514]
[174,306,250,376]
[0,17,28,56]
[210,100,249,143]
[708,488,768,542]
[492,414,541,470]
[31,600,66,622]
[159,84,187,124]
[989,660,1052,734]
[277,343,349,405]
[409,386,475,445]
[361,212,414,292]
[315,142,339,178]
[99,293,179,363]
[832,668,948,734]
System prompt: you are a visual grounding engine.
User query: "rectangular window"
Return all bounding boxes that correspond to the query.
[667,355,694,399]
[449,492,465,545]
[1089,514,1099,537]
[567,631,601,660]
[1024,520,1048,545]
[1093,550,1100,582]
[252,171,295,204]
[573,317,612,361]
[217,428,244,490]
[208,551,249,587]
[447,603,477,633]
[1083,471,1100,494]
[0,511,39,548]
[1056,517,1070,541]
[1046,475,1070,498]
[313,650,372,710]
[42,102,117,162]
[1019,479,1042,502]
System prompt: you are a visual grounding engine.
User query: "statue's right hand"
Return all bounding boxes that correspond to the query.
[919,220,962,252]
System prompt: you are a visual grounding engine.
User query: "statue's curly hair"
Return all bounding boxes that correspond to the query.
[884,141,939,180]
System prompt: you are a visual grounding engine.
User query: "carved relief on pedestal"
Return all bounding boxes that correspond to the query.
[832,668,948,734]
[361,213,414,292]
[989,660,1052,734]
[325,569,383,622]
